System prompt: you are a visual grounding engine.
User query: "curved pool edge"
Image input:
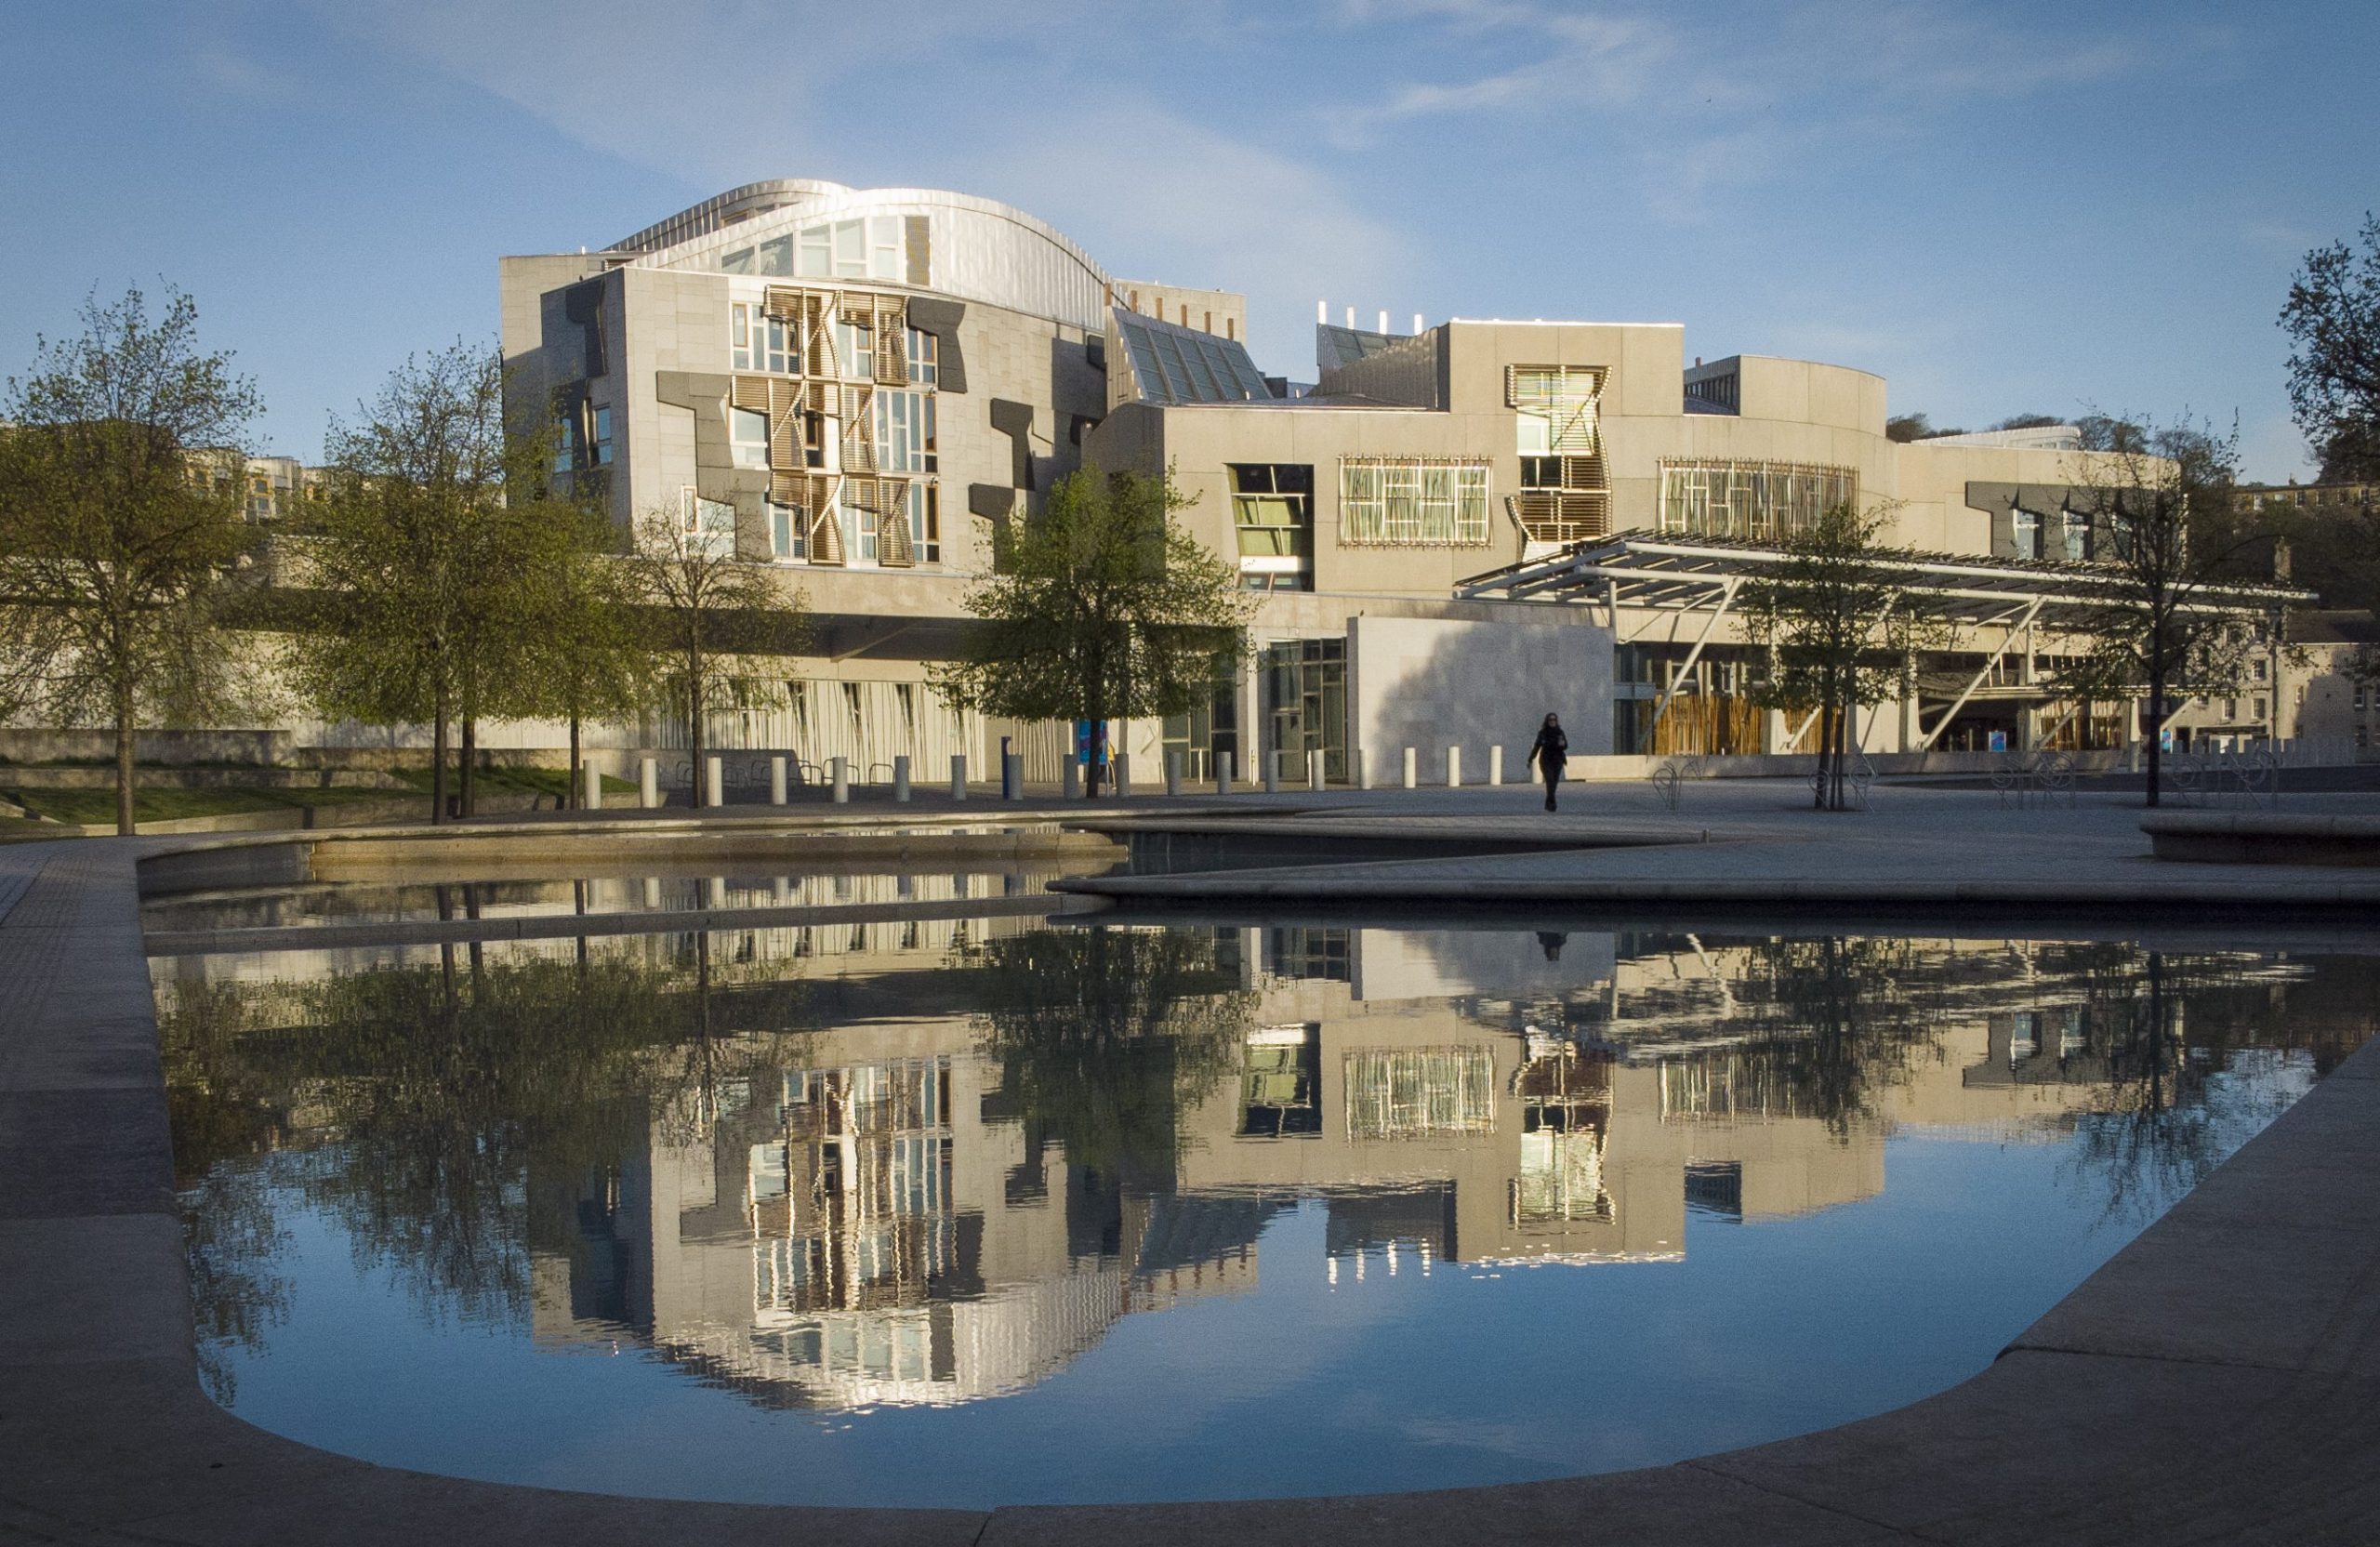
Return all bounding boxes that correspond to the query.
[4,834,2377,1546]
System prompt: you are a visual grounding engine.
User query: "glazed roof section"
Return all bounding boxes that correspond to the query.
[1458,529,2310,628]
[610,183,1116,334]
[1113,308,1273,405]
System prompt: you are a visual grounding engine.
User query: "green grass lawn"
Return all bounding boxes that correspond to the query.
[0,785,398,827]
[390,766,638,799]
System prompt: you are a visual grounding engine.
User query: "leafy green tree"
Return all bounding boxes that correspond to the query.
[1740,504,1934,811]
[2052,418,2281,807]
[0,284,266,834]
[519,508,650,808]
[289,342,575,822]
[2281,212,2380,483]
[625,503,810,792]
[932,468,1250,796]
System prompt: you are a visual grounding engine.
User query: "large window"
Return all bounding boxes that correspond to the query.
[836,317,874,380]
[588,405,613,468]
[731,406,770,469]
[1657,460,1856,541]
[1230,464,1314,580]
[792,216,904,281]
[769,499,801,561]
[906,483,940,565]
[873,390,936,474]
[2012,507,2043,560]
[681,489,736,560]
[1340,457,1490,546]
[906,327,938,387]
[730,302,795,373]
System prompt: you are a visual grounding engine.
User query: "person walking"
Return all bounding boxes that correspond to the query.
[1529,713,1569,812]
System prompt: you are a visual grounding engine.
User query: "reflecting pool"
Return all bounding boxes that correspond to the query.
[155,919,2377,1506]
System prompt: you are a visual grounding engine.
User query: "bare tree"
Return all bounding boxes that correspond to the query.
[2054,418,2282,806]
[625,503,810,796]
[0,284,265,835]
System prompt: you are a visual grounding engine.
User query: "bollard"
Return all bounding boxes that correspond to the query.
[1309,748,1325,791]
[1403,747,1418,789]
[1353,747,1368,790]
[1165,749,1183,797]
[704,876,724,911]
[1448,746,1462,787]
[893,755,911,803]
[582,758,602,812]
[1003,752,1024,800]
[642,877,662,910]
[950,754,967,800]
[640,756,658,810]
[1113,752,1130,798]
[1217,749,1236,796]
[1063,758,1081,800]
[770,755,788,806]
[774,876,791,906]
[830,756,849,804]
[1488,746,1504,787]
[1263,748,1281,794]
[704,756,724,809]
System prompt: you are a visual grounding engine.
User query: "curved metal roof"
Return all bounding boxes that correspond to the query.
[618,183,1116,332]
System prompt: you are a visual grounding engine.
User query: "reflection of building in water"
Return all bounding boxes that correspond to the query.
[532,1018,1264,1411]
[468,923,2324,1408]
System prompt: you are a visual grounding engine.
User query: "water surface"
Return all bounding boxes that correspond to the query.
[158,919,2375,1506]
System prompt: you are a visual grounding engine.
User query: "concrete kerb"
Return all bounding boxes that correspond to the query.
[3,825,2379,1545]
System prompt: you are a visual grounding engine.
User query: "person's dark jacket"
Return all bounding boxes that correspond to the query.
[1529,724,1569,778]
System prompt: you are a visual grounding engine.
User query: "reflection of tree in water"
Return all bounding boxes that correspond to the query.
[1719,936,1957,1137]
[2062,949,2379,1225]
[161,935,812,1400]
[965,926,1252,1183]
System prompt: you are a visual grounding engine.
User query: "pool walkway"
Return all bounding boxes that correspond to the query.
[4,798,2380,1544]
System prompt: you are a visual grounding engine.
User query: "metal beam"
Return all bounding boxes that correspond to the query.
[1643,576,1739,742]
[1915,596,2043,751]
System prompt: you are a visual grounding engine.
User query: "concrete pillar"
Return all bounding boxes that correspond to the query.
[830,756,849,804]
[1113,752,1131,797]
[1165,749,1183,797]
[1062,757,1081,800]
[1353,747,1368,790]
[1447,746,1462,787]
[950,754,967,800]
[581,758,602,812]
[1308,748,1325,791]
[704,756,723,809]
[1402,747,1418,789]
[639,756,658,810]
[1216,749,1235,795]
[1003,752,1025,800]
[769,755,788,806]
[893,755,911,802]
[1263,749,1281,794]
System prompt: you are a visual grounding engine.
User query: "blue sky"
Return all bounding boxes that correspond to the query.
[2,1,2370,478]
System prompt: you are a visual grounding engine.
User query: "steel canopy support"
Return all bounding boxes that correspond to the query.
[1915,596,2043,751]
[1644,576,1739,744]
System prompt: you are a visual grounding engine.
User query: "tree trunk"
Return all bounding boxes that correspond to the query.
[113,694,137,838]
[430,693,450,826]
[460,718,478,818]
[685,654,705,811]
[567,713,582,811]
[2144,643,2164,810]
